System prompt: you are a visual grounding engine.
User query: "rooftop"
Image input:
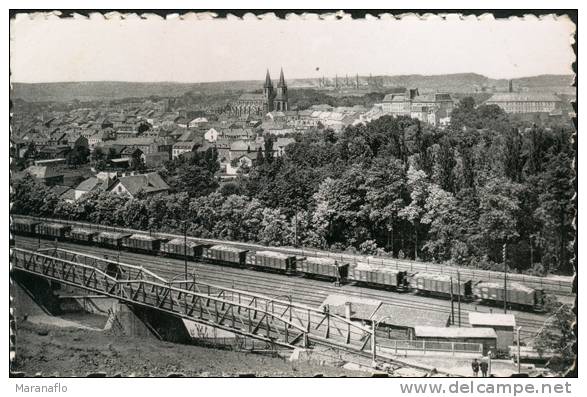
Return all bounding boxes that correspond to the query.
[485,93,561,103]
[468,313,517,328]
[414,326,497,339]
[371,303,451,329]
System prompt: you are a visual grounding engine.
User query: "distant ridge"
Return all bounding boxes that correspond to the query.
[11,74,575,103]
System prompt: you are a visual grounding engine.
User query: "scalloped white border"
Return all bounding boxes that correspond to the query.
[6,5,578,384]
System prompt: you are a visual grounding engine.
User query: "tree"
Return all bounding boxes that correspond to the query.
[477,178,524,264]
[503,128,525,182]
[534,300,576,374]
[421,184,464,262]
[399,166,429,259]
[167,148,219,198]
[361,158,406,254]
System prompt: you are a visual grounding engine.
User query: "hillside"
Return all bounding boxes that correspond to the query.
[11,73,575,103]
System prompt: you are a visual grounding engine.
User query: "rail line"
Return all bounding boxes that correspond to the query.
[14,237,549,341]
[13,215,574,296]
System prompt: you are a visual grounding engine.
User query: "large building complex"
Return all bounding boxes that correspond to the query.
[484,93,562,114]
[381,89,455,126]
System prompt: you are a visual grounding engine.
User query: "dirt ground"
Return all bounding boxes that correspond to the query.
[10,320,370,377]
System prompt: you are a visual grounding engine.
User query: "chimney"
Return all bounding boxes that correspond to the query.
[508,80,513,93]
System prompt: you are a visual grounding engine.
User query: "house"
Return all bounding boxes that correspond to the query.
[110,137,158,155]
[226,153,256,176]
[228,140,257,161]
[204,127,220,143]
[24,165,64,186]
[88,129,115,151]
[38,145,71,160]
[74,177,111,200]
[172,141,199,159]
[107,172,170,198]
[50,185,76,203]
[144,151,170,168]
[68,135,89,150]
[381,89,419,116]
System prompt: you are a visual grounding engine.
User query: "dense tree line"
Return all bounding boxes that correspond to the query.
[11,98,576,275]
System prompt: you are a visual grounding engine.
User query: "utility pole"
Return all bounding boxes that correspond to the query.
[503,243,508,314]
[450,276,455,325]
[517,326,522,374]
[184,221,188,280]
[457,271,462,327]
[371,320,377,364]
[294,211,298,248]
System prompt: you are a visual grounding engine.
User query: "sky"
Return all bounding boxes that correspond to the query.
[10,13,576,83]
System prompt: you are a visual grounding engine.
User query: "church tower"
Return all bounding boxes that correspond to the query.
[273,68,289,111]
[263,69,275,112]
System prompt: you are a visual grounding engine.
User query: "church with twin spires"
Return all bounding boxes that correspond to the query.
[231,68,289,116]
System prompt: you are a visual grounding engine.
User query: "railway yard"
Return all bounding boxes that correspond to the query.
[13,235,567,344]
[10,217,576,377]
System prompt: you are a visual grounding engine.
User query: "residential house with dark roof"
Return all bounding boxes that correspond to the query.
[24,165,64,186]
[107,172,170,198]
[74,176,112,200]
[172,141,200,159]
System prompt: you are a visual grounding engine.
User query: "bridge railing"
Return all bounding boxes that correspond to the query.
[11,247,374,352]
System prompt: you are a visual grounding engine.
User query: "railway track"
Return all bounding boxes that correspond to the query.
[13,236,549,341]
[13,215,575,296]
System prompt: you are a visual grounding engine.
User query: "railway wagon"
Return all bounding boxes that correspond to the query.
[36,223,71,241]
[248,250,297,273]
[412,273,474,299]
[122,234,162,254]
[11,219,39,236]
[160,238,207,259]
[202,245,248,266]
[348,262,409,290]
[297,257,349,282]
[474,281,544,310]
[94,231,131,249]
[68,228,97,244]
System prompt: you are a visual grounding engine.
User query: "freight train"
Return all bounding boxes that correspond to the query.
[11,219,546,312]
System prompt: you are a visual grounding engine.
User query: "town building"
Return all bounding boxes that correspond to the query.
[107,172,170,198]
[484,93,562,114]
[24,165,64,186]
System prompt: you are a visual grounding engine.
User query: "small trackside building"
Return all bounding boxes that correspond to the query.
[468,312,516,353]
[413,326,497,355]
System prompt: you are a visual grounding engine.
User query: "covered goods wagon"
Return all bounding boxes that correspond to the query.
[412,273,473,299]
[474,281,543,310]
[11,219,39,236]
[202,245,248,266]
[297,256,349,281]
[160,238,207,259]
[37,223,71,240]
[122,234,162,253]
[68,228,97,243]
[348,262,409,289]
[249,250,297,273]
[95,231,131,248]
